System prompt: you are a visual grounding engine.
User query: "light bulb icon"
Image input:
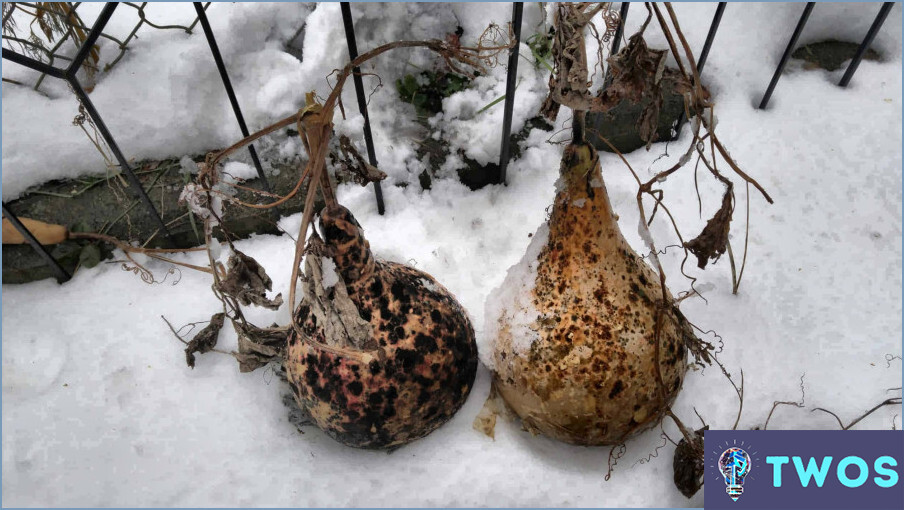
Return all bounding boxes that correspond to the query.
[719,447,751,501]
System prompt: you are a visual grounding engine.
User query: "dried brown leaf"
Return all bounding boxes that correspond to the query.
[302,237,375,351]
[331,134,387,186]
[185,313,225,368]
[472,382,502,439]
[600,33,668,106]
[216,249,284,310]
[539,89,562,122]
[35,10,54,41]
[637,93,663,149]
[673,426,707,498]
[685,191,733,269]
[233,321,288,373]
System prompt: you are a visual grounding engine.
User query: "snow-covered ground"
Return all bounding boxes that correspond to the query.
[2,2,902,507]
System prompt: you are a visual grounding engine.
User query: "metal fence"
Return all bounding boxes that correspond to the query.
[2,2,211,92]
[1,2,894,283]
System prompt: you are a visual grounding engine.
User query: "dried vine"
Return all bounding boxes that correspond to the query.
[176,25,515,355]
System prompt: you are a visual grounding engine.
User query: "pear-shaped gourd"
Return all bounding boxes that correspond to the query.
[286,204,478,449]
[486,143,693,446]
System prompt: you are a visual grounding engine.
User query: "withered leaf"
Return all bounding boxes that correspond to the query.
[472,382,502,439]
[302,237,374,351]
[185,312,225,368]
[637,93,663,150]
[674,426,707,498]
[330,135,387,186]
[539,87,562,122]
[36,11,55,41]
[599,33,668,108]
[216,249,283,310]
[685,191,733,269]
[233,320,288,373]
[672,306,712,367]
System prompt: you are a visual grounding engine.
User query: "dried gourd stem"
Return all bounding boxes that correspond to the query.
[69,231,214,275]
[210,163,311,210]
[69,231,207,254]
[709,133,774,204]
[282,36,513,315]
[205,115,298,177]
[763,401,805,430]
[663,3,704,102]
[572,111,586,143]
[144,253,214,275]
[238,167,309,208]
[648,3,688,79]
[295,102,338,209]
[287,132,332,321]
[591,130,641,186]
[665,408,696,446]
[734,182,752,293]
[638,2,654,34]
[219,180,289,199]
[695,142,733,190]
[812,397,903,430]
[656,1,772,209]
[189,30,513,343]
[730,369,745,430]
[202,219,247,324]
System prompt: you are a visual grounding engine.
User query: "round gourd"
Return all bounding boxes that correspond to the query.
[286,204,478,449]
[486,143,693,446]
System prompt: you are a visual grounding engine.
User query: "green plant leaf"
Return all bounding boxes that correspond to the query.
[78,244,102,269]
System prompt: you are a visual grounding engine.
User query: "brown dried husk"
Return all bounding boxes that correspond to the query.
[490,143,694,446]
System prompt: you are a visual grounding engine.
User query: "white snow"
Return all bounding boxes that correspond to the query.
[221,161,259,183]
[418,276,441,294]
[321,256,339,289]
[483,221,550,369]
[2,2,902,507]
[178,155,198,176]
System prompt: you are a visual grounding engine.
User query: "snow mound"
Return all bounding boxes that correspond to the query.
[482,221,549,369]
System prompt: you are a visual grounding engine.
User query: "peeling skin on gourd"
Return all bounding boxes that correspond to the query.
[491,143,693,446]
[286,205,478,449]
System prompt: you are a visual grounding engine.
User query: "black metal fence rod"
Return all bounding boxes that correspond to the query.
[497,2,524,185]
[839,2,894,88]
[340,2,385,214]
[187,2,211,32]
[1,48,68,79]
[193,2,275,208]
[67,77,174,244]
[603,2,631,88]
[696,2,726,73]
[758,2,815,109]
[673,2,726,139]
[67,2,118,76]
[2,9,173,246]
[2,203,71,283]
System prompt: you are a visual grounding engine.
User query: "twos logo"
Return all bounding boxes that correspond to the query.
[718,446,752,501]
[704,430,903,509]
[765,454,897,489]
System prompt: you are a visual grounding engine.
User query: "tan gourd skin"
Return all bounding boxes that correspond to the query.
[491,143,692,446]
[2,218,67,245]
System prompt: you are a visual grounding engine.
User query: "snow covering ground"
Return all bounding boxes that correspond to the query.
[2,2,903,507]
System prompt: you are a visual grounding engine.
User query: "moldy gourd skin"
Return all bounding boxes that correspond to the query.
[492,143,693,446]
[286,204,478,449]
